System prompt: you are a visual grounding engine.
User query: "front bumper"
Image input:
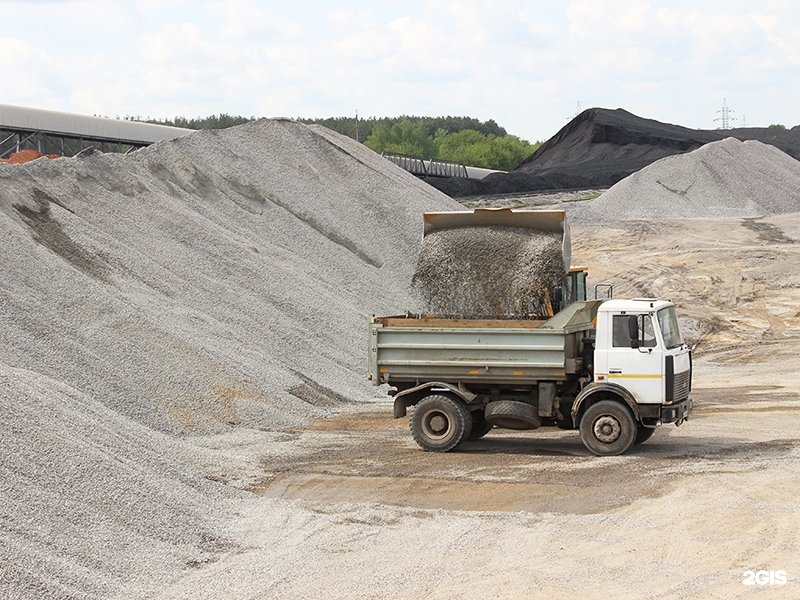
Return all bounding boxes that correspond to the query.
[661,395,692,424]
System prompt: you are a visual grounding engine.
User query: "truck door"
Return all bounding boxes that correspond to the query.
[606,313,663,404]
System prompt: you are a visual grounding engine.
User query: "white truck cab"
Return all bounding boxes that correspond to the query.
[574,298,693,433]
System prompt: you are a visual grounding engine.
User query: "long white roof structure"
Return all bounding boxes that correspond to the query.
[0,104,193,145]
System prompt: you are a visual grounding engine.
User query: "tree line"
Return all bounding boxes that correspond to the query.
[139,114,541,171]
[361,120,540,171]
[137,114,255,130]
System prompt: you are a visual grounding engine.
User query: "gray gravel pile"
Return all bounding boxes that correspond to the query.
[0,119,461,597]
[0,118,459,434]
[413,226,564,317]
[0,364,241,600]
[570,138,800,222]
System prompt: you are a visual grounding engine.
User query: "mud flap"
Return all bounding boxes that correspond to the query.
[394,397,407,419]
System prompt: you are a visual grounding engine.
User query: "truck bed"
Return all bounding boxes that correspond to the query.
[373,316,546,329]
[369,301,602,386]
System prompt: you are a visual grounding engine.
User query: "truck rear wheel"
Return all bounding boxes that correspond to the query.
[579,400,636,456]
[410,394,472,452]
[468,411,493,440]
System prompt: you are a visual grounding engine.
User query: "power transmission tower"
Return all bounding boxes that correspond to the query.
[714,98,736,129]
[740,114,747,127]
[575,101,582,117]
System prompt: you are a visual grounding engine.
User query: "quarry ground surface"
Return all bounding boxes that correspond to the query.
[153,216,800,600]
[4,124,800,599]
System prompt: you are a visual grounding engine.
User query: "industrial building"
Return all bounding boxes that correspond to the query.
[0,104,191,158]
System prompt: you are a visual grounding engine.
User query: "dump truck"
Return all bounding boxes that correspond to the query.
[368,208,692,456]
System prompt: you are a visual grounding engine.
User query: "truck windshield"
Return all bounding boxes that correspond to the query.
[657,307,684,349]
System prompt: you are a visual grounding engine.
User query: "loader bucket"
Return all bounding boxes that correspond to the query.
[422,207,571,272]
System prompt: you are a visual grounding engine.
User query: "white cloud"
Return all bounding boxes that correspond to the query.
[0,38,68,105]
[205,0,304,40]
[1,0,799,139]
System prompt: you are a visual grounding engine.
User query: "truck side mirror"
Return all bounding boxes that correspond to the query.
[627,315,640,348]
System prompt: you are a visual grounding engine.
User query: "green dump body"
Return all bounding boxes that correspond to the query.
[369,300,603,387]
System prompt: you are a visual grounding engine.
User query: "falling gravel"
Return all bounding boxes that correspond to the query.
[413,226,565,318]
[569,137,800,222]
[0,119,461,598]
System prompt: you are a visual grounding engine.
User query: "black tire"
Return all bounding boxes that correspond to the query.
[484,400,542,430]
[555,416,574,430]
[634,425,656,445]
[579,400,636,456]
[410,394,472,452]
[468,411,493,440]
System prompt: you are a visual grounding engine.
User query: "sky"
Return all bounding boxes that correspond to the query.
[1,0,798,142]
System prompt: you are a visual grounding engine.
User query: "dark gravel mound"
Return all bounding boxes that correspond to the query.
[432,108,800,197]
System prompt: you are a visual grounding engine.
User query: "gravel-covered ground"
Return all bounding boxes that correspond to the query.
[147,214,800,600]
[3,122,800,599]
[145,378,800,600]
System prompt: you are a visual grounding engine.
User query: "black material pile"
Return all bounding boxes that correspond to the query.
[427,108,800,197]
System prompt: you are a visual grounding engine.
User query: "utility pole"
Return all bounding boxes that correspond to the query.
[714,98,736,129]
[355,109,359,142]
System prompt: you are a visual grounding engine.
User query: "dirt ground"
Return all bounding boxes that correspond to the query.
[258,387,799,515]
[154,216,800,600]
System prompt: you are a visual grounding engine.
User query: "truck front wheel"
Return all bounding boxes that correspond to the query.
[579,400,636,456]
[410,394,472,452]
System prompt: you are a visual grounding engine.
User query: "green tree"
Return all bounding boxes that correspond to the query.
[141,113,255,129]
[434,130,540,170]
[139,112,539,169]
[300,115,507,140]
[364,119,437,158]
[768,123,787,129]
[435,129,490,166]
[486,135,540,171]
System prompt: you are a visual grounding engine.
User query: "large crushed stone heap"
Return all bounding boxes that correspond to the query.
[0,119,462,599]
[571,137,800,222]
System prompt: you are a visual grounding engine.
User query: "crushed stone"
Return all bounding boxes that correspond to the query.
[568,137,800,222]
[3,120,798,600]
[413,226,564,318]
[0,118,462,598]
[0,364,244,600]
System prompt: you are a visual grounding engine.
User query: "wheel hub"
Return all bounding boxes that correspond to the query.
[593,415,621,443]
[422,410,450,439]
[429,414,447,433]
